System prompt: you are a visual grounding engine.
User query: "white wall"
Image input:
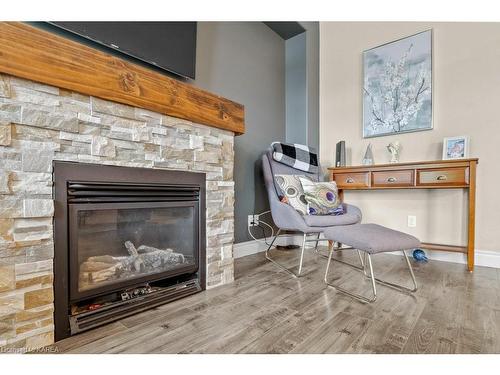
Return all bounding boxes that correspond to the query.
[320,22,500,253]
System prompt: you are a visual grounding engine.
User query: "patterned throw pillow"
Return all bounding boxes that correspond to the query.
[299,178,344,215]
[274,175,310,215]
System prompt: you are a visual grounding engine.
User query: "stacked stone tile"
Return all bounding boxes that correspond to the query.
[0,74,235,351]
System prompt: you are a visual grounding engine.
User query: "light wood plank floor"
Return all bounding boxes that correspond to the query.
[51,247,500,354]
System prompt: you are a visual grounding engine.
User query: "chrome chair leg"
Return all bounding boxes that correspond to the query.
[315,241,352,257]
[313,235,327,256]
[297,233,307,276]
[324,248,377,303]
[314,233,321,250]
[265,230,308,278]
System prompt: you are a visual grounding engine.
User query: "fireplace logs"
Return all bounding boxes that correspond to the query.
[79,241,190,290]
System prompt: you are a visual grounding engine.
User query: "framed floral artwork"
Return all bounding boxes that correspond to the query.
[363,30,433,138]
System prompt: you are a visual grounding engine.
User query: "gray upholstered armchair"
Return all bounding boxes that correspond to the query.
[262,148,362,277]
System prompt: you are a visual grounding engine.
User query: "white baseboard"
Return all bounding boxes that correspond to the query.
[473,249,500,268]
[233,240,268,259]
[234,236,500,269]
[388,248,500,269]
[233,235,300,259]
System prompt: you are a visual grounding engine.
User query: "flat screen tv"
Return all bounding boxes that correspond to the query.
[50,22,197,79]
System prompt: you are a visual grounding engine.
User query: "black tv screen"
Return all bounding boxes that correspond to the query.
[50,22,197,79]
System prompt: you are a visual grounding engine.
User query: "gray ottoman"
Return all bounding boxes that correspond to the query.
[323,224,420,303]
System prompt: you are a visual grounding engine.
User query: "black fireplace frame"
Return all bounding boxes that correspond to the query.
[53,161,206,341]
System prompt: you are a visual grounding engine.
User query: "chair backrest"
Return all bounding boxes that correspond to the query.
[264,148,322,199]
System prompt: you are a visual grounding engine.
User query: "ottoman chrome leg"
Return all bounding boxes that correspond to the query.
[357,250,369,277]
[404,250,418,292]
[324,248,377,303]
[370,250,418,293]
[266,230,307,278]
[324,249,418,302]
[328,249,416,292]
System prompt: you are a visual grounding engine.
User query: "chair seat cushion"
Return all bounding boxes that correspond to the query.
[303,208,361,227]
[323,224,420,254]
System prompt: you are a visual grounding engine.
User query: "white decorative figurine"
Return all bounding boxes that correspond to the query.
[387,141,401,163]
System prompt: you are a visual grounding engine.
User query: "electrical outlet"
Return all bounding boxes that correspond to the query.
[407,215,417,228]
[248,214,258,227]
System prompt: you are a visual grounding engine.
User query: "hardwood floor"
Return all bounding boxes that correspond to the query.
[50,247,500,354]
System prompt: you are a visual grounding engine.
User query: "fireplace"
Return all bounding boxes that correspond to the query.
[0,64,236,350]
[53,161,206,340]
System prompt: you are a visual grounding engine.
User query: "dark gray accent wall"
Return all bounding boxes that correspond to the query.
[285,32,307,145]
[301,22,320,152]
[285,22,319,151]
[284,22,319,151]
[194,22,286,243]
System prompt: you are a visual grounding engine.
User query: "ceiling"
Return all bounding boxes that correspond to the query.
[264,22,305,40]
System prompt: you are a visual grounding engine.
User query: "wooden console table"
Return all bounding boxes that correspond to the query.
[328,158,479,271]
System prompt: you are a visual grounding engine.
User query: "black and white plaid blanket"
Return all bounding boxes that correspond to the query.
[272,142,318,173]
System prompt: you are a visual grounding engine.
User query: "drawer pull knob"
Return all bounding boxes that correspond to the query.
[346,177,354,183]
[436,175,447,181]
[387,177,397,183]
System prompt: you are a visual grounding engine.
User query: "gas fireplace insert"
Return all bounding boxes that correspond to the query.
[53,162,206,341]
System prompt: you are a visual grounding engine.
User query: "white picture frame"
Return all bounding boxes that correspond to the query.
[442,136,469,160]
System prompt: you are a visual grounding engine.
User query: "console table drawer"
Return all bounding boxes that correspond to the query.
[372,170,414,187]
[417,167,469,186]
[333,172,370,188]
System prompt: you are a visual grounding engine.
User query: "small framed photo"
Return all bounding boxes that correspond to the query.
[442,136,469,160]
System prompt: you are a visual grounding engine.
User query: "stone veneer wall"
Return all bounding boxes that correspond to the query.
[0,74,235,351]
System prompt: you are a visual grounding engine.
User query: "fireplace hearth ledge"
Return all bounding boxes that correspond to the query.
[0,74,235,350]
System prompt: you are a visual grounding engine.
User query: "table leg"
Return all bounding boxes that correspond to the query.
[467,161,477,272]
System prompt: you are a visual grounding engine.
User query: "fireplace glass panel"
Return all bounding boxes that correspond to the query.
[75,206,196,292]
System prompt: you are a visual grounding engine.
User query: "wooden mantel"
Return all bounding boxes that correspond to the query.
[0,22,245,134]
